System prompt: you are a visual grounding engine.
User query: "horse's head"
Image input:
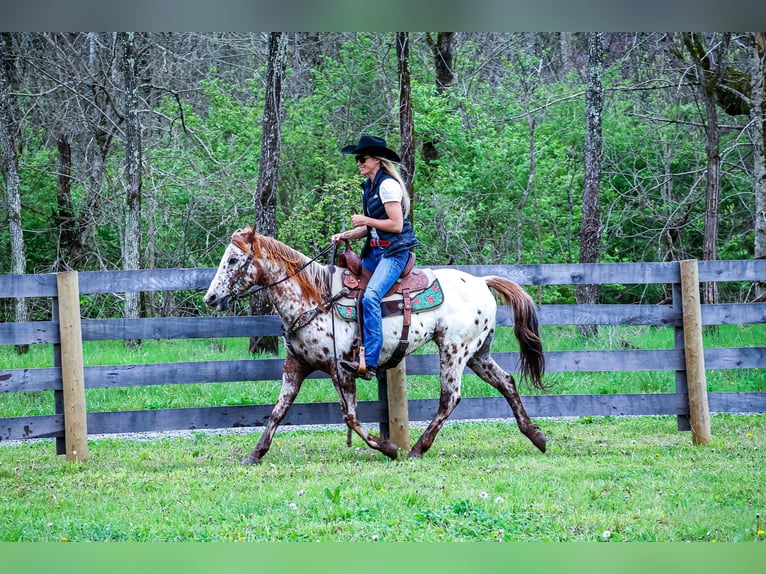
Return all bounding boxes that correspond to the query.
[204,227,258,311]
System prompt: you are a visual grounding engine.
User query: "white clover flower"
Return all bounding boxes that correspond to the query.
[479,491,489,499]
[602,530,612,539]
[494,496,505,504]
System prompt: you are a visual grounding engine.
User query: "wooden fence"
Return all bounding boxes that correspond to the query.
[1,259,765,460]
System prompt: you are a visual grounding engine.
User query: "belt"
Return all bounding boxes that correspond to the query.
[370,240,391,248]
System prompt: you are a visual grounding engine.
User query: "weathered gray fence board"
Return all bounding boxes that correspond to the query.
[3,391,763,443]
[704,347,766,369]
[0,414,63,441]
[697,259,766,282]
[701,303,766,325]
[83,360,292,389]
[5,303,758,346]
[0,321,59,345]
[0,367,60,392]
[3,259,765,300]
[446,259,766,285]
[513,304,680,326]
[707,392,766,412]
[80,315,282,341]
[2,347,761,395]
[446,262,682,285]
[77,268,215,294]
[84,402,381,434]
[0,273,58,298]
[408,349,687,374]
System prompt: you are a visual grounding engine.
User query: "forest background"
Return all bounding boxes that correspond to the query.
[2,32,765,328]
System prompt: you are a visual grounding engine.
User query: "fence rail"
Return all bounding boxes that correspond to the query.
[2,259,765,459]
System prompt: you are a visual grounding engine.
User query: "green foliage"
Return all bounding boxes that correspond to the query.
[150,77,264,268]
[0,33,758,311]
[277,166,359,255]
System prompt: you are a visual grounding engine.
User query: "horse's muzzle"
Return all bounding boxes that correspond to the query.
[204,292,230,312]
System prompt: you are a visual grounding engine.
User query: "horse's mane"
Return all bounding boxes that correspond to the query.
[231,227,328,307]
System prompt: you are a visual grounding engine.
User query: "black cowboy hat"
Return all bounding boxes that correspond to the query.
[341,134,401,163]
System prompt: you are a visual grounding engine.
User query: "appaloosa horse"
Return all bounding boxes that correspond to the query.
[204,226,547,463]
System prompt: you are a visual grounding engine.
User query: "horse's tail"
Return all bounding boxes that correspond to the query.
[485,276,546,390]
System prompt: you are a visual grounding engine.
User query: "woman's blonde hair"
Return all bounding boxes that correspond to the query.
[378,157,411,218]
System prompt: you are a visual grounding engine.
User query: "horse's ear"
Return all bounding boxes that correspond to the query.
[231,226,254,254]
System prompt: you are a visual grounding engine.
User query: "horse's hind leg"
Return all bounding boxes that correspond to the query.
[467,350,547,453]
[335,372,399,460]
[243,355,311,465]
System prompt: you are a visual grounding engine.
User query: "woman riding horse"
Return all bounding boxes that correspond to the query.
[331,135,419,381]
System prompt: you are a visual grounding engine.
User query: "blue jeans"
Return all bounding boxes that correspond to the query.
[360,247,411,368]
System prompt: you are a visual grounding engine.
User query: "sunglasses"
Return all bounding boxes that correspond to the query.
[355,155,371,164]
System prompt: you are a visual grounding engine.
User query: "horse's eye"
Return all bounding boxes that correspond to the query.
[228,257,238,266]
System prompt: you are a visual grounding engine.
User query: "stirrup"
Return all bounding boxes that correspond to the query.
[339,360,377,381]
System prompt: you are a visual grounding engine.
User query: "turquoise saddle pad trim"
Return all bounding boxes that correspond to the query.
[334,278,444,321]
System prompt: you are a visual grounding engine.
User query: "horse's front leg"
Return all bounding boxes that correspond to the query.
[243,354,311,465]
[335,371,399,460]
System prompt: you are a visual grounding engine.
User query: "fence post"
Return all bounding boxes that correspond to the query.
[56,272,89,462]
[679,260,711,445]
[385,358,410,452]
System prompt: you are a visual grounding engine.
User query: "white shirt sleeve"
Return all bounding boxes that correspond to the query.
[378,178,403,204]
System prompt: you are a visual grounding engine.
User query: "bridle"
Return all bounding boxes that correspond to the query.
[227,254,254,298]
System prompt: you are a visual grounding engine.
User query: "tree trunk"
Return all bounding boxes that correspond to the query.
[518,112,536,264]
[0,32,29,353]
[250,32,288,355]
[559,32,575,75]
[120,32,143,343]
[682,32,731,305]
[397,32,415,222]
[77,32,118,270]
[576,32,603,337]
[54,133,77,271]
[701,91,721,305]
[422,33,455,164]
[426,32,455,93]
[753,32,766,301]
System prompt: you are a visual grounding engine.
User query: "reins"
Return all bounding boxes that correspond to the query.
[232,242,336,300]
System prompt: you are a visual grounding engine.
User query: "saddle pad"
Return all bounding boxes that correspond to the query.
[332,268,444,321]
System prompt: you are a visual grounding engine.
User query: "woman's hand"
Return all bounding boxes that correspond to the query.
[331,225,367,244]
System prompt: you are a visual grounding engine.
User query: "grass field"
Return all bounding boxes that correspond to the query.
[1,323,764,542]
[1,414,764,542]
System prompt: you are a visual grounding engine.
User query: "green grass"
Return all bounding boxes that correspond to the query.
[1,324,764,417]
[1,414,764,542]
[2,325,764,542]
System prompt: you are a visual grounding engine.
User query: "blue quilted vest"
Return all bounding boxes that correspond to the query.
[361,170,419,258]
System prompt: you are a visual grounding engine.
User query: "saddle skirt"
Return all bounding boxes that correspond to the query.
[331,263,444,321]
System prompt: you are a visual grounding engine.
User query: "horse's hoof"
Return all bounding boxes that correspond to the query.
[241,454,260,465]
[381,441,399,460]
[406,448,423,459]
[532,431,547,453]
